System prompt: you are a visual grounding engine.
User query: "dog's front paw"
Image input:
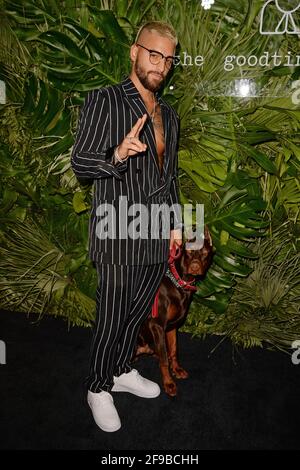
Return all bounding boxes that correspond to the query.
[163,379,177,397]
[171,365,189,379]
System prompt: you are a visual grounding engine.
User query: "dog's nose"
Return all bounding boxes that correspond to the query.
[188,262,202,275]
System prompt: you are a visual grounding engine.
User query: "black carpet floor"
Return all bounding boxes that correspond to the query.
[0,309,299,450]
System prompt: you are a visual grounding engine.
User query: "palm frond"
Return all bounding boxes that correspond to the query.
[0,219,95,327]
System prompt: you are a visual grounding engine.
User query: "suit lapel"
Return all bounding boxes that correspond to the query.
[121,77,171,182]
[159,100,171,181]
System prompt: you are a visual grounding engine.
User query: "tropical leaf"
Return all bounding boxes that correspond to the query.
[191,170,267,313]
[0,218,95,326]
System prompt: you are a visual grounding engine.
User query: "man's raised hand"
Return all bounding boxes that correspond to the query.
[116,114,148,160]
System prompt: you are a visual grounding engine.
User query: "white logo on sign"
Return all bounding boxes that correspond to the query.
[260,0,300,35]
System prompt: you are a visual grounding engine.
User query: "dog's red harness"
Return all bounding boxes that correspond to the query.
[151,244,197,318]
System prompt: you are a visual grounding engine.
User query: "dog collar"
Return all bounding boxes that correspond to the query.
[165,265,197,292]
[167,244,197,292]
[151,245,197,318]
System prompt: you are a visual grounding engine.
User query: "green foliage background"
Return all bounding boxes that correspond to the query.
[0,0,299,348]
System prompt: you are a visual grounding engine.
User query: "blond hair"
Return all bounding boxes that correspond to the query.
[134,21,178,46]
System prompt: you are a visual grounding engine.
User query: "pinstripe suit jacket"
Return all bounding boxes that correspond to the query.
[71,76,181,265]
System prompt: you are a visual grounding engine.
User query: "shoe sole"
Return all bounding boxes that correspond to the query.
[96,422,121,432]
[111,384,160,398]
[87,401,121,432]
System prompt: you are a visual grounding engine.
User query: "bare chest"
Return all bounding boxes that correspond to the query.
[145,101,165,175]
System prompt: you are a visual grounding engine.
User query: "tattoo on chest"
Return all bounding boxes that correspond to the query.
[152,109,164,140]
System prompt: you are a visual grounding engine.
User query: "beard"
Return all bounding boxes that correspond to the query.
[134,60,164,92]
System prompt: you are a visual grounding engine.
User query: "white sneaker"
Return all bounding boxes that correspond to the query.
[112,369,160,398]
[87,390,121,432]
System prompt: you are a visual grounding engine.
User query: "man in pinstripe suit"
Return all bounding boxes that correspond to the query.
[71,21,182,432]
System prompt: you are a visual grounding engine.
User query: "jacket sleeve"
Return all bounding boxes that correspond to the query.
[71,89,128,180]
[169,114,182,231]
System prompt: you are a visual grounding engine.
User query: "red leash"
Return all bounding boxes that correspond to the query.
[168,244,198,292]
[151,244,197,318]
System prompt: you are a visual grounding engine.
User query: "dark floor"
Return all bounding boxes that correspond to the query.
[0,309,299,450]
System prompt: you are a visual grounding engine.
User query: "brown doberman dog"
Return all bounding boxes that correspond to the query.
[135,226,213,396]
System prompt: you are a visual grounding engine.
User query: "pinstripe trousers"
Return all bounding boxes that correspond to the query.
[86,261,168,393]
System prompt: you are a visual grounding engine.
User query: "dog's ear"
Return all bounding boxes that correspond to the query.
[184,224,196,243]
[204,224,213,247]
[184,224,213,246]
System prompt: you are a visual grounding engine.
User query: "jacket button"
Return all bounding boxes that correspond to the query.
[136,168,142,174]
